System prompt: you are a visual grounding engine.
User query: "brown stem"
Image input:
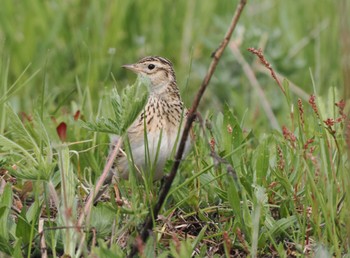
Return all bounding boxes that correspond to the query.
[128,0,248,257]
[77,138,123,227]
[39,219,48,258]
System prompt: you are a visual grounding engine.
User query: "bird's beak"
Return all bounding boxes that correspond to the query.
[122,63,140,73]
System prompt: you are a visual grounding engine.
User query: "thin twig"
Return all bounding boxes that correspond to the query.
[230,41,280,130]
[39,219,48,258]
[77,138,123,227]
[128,0,248,257]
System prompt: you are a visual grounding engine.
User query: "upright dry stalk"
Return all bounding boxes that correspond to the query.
[230,42,280,130]
[247,47,286,96]
[77,138,123,227]
[128,0,248,257]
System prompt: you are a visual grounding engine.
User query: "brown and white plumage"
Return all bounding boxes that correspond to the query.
[94,56,190,202]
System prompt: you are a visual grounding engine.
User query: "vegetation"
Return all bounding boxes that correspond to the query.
[0,0,348,257]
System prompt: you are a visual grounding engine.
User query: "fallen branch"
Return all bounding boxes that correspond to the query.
[128,0,248,257]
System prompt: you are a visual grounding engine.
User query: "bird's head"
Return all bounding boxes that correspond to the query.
[122,56,176,92]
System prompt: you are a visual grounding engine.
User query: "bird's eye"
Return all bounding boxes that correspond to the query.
[148,64,155,70]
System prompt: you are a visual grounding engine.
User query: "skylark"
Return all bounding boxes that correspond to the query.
[94,56,191,202]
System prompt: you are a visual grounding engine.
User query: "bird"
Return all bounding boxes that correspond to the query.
[93,56,191,203]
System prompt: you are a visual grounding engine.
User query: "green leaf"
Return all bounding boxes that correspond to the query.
[143,234,156,258]
[266,215,298,237]
[254,137,270,185]
[226,173,241,218]
[81,80,148,136]
[80,117,120,135]
[56,144,77,256]
[110,89,122,129]
[0,234,13,255]
[223,105,244,152]
[90,205,116,238]
[0,183,12,241]
[15,210,32,245]
[192,224,208,250]
[12,238,23,258]
[169,238,193,258]
[57,144,76,207]
[219,105,245,172]
[0,107,54,180]
[120,80,148,134]
[26,195,40,222]
[91,240,124,257]
[0,135,38,166]
[4,105,39,152]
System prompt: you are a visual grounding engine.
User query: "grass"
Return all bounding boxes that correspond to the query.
[0,0,349,257]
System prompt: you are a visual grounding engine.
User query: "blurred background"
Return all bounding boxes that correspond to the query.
[0,0,347,130]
